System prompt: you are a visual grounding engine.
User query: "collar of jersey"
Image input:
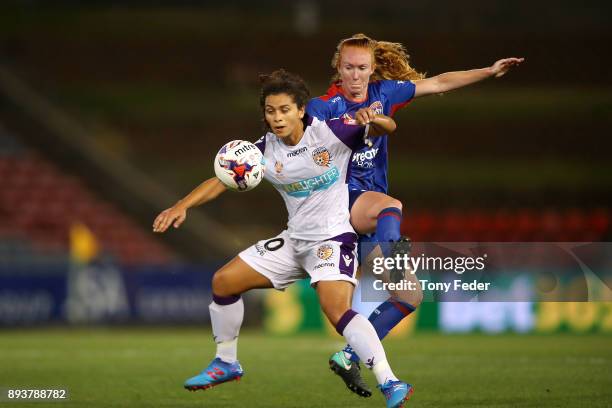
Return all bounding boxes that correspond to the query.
[275,124,311,151]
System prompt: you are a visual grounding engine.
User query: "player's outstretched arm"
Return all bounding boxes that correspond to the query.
[354,108,397,136]
[413,57,524,97]
[153,176,227,233]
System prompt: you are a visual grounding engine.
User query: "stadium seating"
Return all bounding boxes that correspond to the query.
[1,128,608,268]
[0,128,174,267]
[403,208,610,242]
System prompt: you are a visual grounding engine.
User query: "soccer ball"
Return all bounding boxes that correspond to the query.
[214,140,265,192]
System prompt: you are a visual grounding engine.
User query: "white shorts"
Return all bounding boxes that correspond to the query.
[238,230,358,290]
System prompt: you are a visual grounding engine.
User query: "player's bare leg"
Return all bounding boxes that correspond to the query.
[316,280,354,326]
[212,256,275,296]
[184,257,273,391]
[329,191,419,402]
[316,280,413,407]
[350,191,402,234]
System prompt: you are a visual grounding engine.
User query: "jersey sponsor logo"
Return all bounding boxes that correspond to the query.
[278,166,340,198]
[369,101,383,115]
[317,244,334,260]
[352,147,379,168]
[312,147,332,167]
[287,146,308,157]
[314,262,335,270]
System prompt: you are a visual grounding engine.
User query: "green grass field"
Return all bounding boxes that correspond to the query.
[0,328,610,407]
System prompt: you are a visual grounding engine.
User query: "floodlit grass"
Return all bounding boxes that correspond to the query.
[1,328,610,407]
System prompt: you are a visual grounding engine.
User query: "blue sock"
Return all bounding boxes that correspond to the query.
[375,207,402,257]
[346,298,416,363]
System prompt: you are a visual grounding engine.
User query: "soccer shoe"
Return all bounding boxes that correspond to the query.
[389,237,412,283]
[328,351,372,397]
[184,357,244,391]
[378,380,414,408]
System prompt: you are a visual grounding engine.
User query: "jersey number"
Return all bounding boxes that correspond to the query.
[264,238,285,251]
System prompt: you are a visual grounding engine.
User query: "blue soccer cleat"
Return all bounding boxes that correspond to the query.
[184,357,244,391]
[378,380,414,408]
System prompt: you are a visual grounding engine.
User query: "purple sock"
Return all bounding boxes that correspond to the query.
[335,309,358,335]
[347,298,416,363]
[212,293,241,305]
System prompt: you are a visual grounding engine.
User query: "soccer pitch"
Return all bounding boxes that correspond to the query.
[0,328,610,407]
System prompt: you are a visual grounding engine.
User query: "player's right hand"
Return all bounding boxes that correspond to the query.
[355,107,376,125]
[153,206,187,233]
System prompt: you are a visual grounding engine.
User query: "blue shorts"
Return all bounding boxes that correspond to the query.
[348,189,367,211]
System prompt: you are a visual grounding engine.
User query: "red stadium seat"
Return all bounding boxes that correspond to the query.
[1,150,176,266]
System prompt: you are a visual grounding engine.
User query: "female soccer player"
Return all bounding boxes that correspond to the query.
[153,69,412,408]
[307,33,524,397]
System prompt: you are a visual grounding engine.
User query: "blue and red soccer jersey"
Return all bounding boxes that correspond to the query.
[306,80,416,194]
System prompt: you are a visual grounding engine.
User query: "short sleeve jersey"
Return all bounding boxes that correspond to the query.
[306,80,416,194]
[254,116,366,241]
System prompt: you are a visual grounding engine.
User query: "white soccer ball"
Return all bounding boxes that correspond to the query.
[214,140,265,192]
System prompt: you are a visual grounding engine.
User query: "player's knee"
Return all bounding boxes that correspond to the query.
[371,196,402,220]
[212,270,233,297]
[386,197,402,212]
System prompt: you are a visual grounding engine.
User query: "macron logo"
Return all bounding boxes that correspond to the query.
[343,254,353,266]
[287,146,308,157]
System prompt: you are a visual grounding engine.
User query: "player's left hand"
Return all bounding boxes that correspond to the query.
[490,57,525,78]
[355,107,376,125]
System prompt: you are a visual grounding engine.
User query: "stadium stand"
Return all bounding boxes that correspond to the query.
[404,208,610,242]
[2,124,608,269]
[0,126,175,266]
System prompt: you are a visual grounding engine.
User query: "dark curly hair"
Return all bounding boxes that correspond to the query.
[259,69,311,131]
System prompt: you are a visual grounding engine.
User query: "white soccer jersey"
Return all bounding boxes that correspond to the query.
[254,116,366,241]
